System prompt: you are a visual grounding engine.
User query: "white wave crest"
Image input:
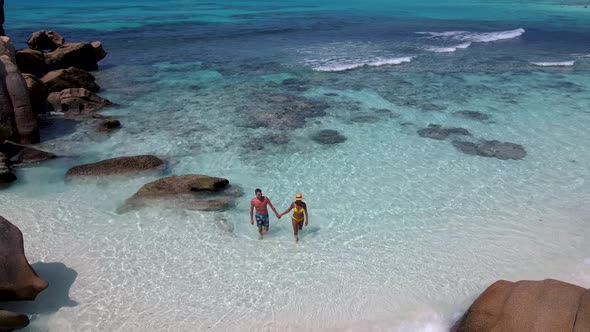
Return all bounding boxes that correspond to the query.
[424,42,472,53]
[313,57,413,72]
[531,61,575,67]
[419,28,525,43]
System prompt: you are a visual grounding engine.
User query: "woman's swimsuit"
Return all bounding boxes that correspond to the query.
[292,204,305,223]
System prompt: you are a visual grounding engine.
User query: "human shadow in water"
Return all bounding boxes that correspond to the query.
[0,262,78,314]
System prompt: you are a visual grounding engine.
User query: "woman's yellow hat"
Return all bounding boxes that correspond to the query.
[295,193,303,200]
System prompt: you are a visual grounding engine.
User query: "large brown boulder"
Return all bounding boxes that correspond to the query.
[41,67,99,93]
[23,73,48,114]
[0,215,48,301]
[15,48,47,77]
[65,155,165,178]
[0,310,29,331]
[44,42,99,71]
[26,30,65,51]
[47,88,111,117]
[118,174,243,213]
[91,41,107,62]
[0,37,40,144]
[453,279,590,332]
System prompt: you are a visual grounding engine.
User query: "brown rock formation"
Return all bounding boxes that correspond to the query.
[453,279,590,332]
[0,152,15,183]
[0,36,39,144]
[0,215,48,301]
[41,67,99,93]
[118,175,243,213]
[65,155,165,178]
[47,88,111,117]
[96,118,120,132]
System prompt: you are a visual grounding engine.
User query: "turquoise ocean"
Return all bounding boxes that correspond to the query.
[2,0,590,330]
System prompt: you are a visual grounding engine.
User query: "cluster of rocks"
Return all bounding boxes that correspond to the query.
[0,27,121,183]
[417,124,526,160]
[0,215,49,331]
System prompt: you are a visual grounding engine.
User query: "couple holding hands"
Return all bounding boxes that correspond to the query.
[249,188,308,242]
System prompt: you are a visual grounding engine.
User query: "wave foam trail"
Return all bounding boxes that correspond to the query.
[425,42,472,53]
[419,28,525,43]
[531,61,575,67]
[312,57,413,72]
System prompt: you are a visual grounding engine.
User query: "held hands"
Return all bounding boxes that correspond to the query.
[276,212,282,219]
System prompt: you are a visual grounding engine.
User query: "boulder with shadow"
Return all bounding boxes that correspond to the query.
[26,31,65,51]
[452,279,590,332]
[0,215,48,301]
[23,73,48,114]
[65,155,165,178]
[15,49,47,77]
[118,174,243,213]
[0,152,15,183]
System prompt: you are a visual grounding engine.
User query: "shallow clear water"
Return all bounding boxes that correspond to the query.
[2,1,590,331]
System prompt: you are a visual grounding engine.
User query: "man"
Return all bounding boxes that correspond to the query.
[250,188,280,239]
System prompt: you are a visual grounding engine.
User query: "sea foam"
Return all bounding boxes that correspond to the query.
[312,57,413,72]
[531,61,575,67]
[419,28,525,52]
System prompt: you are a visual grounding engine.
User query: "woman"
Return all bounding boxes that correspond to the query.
[279,193,308,242]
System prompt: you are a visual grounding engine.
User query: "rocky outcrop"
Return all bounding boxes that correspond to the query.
[26,30,64,51]
[0,36,40,144]
[118,175,243,213]
[0,215,48,301]
[23,73,48,114]
[65,155,165,178]
[452,110,490,121]
[41,67,99,93]
[0,310,29,331]
[453,279,590,332]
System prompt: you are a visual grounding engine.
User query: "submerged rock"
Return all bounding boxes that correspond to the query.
[452,110,490,121]
[118,174,243,213]
[420,103,446,111]
[452,139,526,160]
[452,279,590,332]
[311,129,347,145]
[417,124,471,140]
[0,215,49,301]
[65,155,165,178]
[96,118,121,132]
